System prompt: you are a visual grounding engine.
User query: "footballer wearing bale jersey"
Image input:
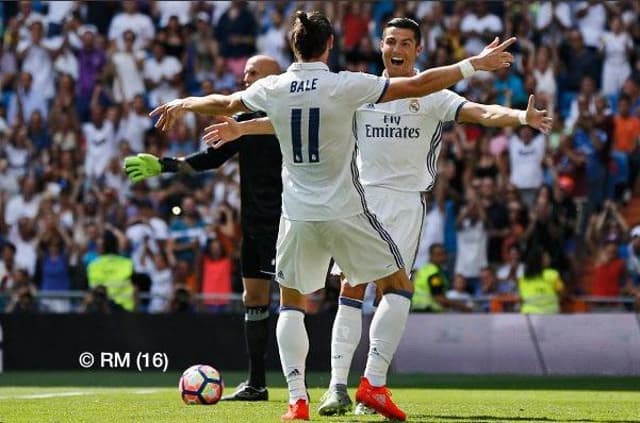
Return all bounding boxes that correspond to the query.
[149,10,515,421]
[124,55,282,402]
[203,17,551,419]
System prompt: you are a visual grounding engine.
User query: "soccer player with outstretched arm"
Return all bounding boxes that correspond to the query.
[148,10,515,421]
[204,18,551,418]
[124,55,282,402]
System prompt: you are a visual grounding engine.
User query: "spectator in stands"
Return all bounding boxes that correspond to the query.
[76,25,107,121]
[0,242,17,294]
[600,15,634,96]
[455,193,489,295]
[493,67,527,109]
[6,284,39,313]
[82,104,116,180]
[256,7,290,70]
[478,176,509,264]
[7,71,47,126]
[108,0,155,52]
[535,1,572,46]
[80,284,124,314]
[613,95,640,196]
[168,284,196,313]
[140,245,173,314]
[201,237,232,312]
[210,56,237,95]
[191,12,219,85]
[169,196,206,276]
[17,19,55,102]
[509,126,546,209]
[4,125,33,179]
[0,40,17,93]
[558,30,601,96]
[518,247,564,314]
[496,244,523,294]
[532,45,557,111]
[413,243,472,313]
[35,219,73,313]
[144,41,183,108]
[592,239,634,300]
[445,274,474,310]
[4,174,40,228]
[627,226,640,288]
[576,1,609,50]
[214,0,257,78]
[109,30,146,104]
[460,2,503,56]
[158,15,186,61]
[87,228,135,311]
[586,202,629,259]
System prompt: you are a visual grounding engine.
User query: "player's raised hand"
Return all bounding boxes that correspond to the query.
[470,37,516,71]
[525,95,553,134]
[203,116,242,149]
[123,153,162,183]
[149,99,187,132]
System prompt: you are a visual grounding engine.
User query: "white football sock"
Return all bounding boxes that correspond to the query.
[364,293,411,387]
[276,308,309,404]
[329,297,363,388]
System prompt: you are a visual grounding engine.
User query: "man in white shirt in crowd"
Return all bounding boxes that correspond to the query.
[83,104,116,180]
[144,41,183,108]
[509,125,546,208]
[108,0,155,51]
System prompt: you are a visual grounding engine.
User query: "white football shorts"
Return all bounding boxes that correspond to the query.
[331,186,426,277]
[275,209,405,294]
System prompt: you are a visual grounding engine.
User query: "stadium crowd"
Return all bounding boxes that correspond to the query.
[1,0,640,314]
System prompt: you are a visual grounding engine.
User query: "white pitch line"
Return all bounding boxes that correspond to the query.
[130,389,159,394]
[15,391,92,399]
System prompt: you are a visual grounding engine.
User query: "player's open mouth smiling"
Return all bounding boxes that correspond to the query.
[390,57,405,66]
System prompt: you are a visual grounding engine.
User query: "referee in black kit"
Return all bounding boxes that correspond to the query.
[124,55,282,401]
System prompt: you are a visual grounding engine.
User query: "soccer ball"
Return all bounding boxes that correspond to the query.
[179,364,224,405]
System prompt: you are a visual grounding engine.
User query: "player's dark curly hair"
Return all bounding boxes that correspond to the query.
[291,11,334,61]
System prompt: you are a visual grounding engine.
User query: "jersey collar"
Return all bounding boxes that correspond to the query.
[381,68,419,78]
[287,62,330,72]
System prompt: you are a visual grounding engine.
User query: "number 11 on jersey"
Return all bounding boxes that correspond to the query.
[291,108,320,163]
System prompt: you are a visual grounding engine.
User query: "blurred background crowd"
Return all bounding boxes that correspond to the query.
[1,0,640,314]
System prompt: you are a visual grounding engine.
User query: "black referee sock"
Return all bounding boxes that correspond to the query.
[245,305,270,389]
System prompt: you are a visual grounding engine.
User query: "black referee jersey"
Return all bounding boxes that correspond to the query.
[184,111,282,233]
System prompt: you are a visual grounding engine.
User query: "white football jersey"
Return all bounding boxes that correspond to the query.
[241,62,388,221]
[355,89,466,192]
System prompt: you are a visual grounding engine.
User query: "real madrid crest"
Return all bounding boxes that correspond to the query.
[409,99,420,113]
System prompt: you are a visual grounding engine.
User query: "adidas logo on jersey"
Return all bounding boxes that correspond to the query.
[366,103,375,109]
[277,270,285,279]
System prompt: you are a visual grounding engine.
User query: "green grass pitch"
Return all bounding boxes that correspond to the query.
[0,372,639,422]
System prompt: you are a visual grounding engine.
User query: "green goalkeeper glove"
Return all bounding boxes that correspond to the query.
[123,153,162,183]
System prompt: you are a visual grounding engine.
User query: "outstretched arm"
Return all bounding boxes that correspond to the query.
[123,143,240,183]
[202,116,275,149]
[458,95,553,134]
[149,91,249,132]
[381,37,516,103]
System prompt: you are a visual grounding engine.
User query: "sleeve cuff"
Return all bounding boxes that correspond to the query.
[240,97,259,112]
[375,78,390,104]
[454,100,468,123]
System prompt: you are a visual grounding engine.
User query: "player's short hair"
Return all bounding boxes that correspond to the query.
[291,10,334,60]
[384,17,421,45]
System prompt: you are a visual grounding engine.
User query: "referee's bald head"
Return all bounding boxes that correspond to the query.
[243,55,281,87]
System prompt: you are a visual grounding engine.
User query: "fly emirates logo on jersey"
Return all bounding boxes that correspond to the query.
[362,106,421,141]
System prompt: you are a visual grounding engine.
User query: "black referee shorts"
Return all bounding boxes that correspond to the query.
[241,228,277,280]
